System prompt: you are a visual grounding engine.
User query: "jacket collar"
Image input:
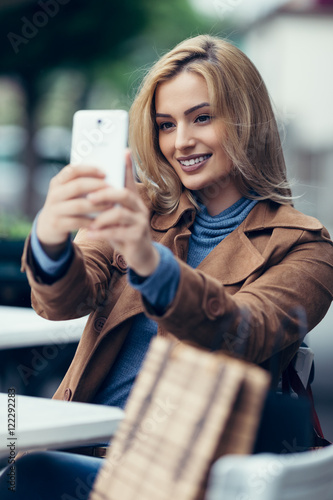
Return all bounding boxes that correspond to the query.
[243,200,323,232]
[151,192,196,231]
[196,200,324,284]
[150,193,323,233]
[150,195,324,286]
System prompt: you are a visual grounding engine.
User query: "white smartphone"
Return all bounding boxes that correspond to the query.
[70,109,128,189]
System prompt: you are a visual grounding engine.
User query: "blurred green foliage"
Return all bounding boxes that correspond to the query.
[95,0,215,97]
[0,212,32,240]
[1,0,212,82]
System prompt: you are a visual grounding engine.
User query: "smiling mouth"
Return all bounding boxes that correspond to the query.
[178,154,212,167]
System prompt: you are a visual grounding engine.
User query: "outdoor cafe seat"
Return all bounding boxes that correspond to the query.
[206,444,333,500]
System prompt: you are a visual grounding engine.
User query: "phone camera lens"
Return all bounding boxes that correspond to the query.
[97,119,102,125]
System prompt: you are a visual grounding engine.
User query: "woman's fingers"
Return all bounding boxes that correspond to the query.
[53,215,96,232]
[46,164,109,206]
[87,186,145,214]
[36,208,95,246]
[37,165,109,247]
[87,215,160,277]
[54,197,110,217]
[88,204,148,245]
[87,151,141,209]
[90,205,138,230]
[54,177,109,203]
[38,155,148,252]
[55,164,106,186]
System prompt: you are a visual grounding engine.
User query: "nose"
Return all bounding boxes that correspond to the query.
[174,123,195,151]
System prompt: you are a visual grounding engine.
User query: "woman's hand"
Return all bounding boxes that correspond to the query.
[36,164,109,259]
[87,150,160,277]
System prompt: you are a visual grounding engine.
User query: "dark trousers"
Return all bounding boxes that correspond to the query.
[0,451,103,500]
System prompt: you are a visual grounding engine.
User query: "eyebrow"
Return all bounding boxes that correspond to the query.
[155,102,210,118]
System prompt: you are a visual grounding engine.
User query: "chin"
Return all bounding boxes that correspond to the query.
[182,179,214,193]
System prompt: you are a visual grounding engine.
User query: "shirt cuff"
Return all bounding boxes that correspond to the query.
[30,214,73,278]
[128,242,180,313]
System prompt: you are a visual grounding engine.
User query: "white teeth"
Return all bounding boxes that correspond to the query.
[180,155,210,167]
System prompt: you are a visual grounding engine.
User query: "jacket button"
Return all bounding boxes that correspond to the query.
[63,388,72,401]
[116,254,128,271]
[94,316,107,333]
[207,298,222,318]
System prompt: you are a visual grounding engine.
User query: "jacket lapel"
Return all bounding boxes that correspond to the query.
[196,226,265,285]
[195,201,323,285]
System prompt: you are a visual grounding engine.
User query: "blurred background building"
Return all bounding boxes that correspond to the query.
[200,0,333,444]
[0,0,332,440]
[240,0,333,441]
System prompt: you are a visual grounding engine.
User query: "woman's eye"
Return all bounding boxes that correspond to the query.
[195,114,212,124]
[158,122,174,131]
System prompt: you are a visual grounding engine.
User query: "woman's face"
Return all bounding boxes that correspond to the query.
[154,71,242,214]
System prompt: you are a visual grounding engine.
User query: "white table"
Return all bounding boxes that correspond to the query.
[0,393,123,459]
[0,306,88,349]
[0,306,88,395]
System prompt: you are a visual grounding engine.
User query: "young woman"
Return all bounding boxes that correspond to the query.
[2,34,332,499]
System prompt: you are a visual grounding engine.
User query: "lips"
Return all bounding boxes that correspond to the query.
[177,154,212,172]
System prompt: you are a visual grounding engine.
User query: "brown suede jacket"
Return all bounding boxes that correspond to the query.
[21,188,333,403]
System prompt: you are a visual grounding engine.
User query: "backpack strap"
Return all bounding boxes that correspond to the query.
[282,347,331,447]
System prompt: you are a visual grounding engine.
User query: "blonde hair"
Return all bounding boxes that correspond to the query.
[129,34,293,214]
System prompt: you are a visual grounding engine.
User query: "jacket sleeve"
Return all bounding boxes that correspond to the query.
[30,215,73,279]
[21,229,115,321]
[142,231,333,366]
